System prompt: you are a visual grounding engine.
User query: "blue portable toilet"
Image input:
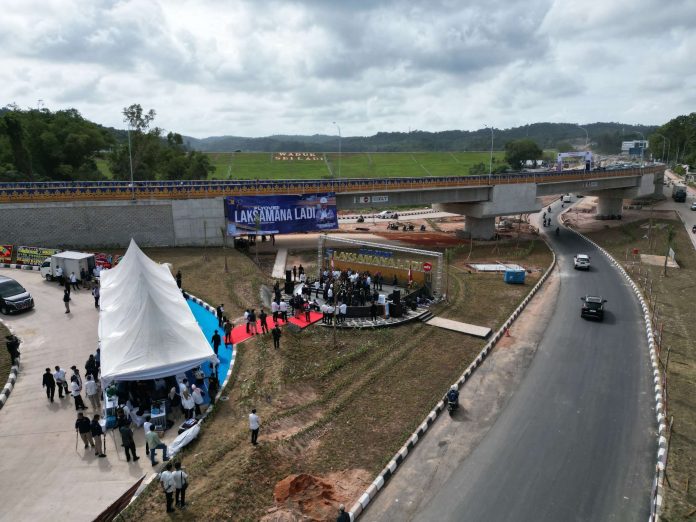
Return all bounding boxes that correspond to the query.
[503,269,526,284]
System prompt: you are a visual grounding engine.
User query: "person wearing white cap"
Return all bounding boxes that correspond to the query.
[191,384,205,416]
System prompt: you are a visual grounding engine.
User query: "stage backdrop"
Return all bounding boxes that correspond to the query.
[225,194,338,236]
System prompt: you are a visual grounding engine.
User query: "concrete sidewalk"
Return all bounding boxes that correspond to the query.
[0,269,180,521]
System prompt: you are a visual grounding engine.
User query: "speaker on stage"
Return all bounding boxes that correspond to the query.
[286,270,292,283]
[284,281,294,295]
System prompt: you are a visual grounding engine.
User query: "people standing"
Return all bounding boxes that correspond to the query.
[271,301,279,325]
[279,300,288,323]
[175,270,182,289]
[70,366,83,389]
[272,325,281,349]
[173,461,189,508]
[146,425,169,465]
[216,304,225,327]
[207,373,219,405]
[119,422,139,462]
[69,272,79,291]
[259,308,269,334]
[249,409,260,445]
[191,385,204,416]
[181,389,195,420]
[211,330,221,356]
[63,289,71,314]
[336,504,350,522]
[159,462,175,513]
[55,265,64,286]
[304,300,311,323]
[292,265,297,282]
[42,368,56,402]
[54,366,69,398]
[248,309,258,335]
[92,285,100,308]
[244,309,251,334]
[70,376,88,411]
[5,334,20,363]
[370,301,378,321]
[223,319,233,349]
[91,414,106,458]
[75,412,95,450]
[85,354,98,380]
[84,374,100,410]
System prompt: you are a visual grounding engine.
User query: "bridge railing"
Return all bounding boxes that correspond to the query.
[0,166,663,203]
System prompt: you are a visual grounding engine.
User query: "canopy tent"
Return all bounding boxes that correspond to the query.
[98,239,216,386]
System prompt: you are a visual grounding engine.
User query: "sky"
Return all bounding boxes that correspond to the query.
[1,0,695,138]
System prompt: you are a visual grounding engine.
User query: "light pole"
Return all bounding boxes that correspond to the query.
[654,133,670,163]
[577,125,589,149]
[332,122,341,180]
[485,125,494,183]
[636,131,645,167]
[126,125,135,200]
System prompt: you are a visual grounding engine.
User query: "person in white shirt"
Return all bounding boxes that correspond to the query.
[191,385,205,416]
[339,302,347,324]
[53,365,68,398]
[271,301,279,324]
[69,272,79,291]
[181,389,195,419]
[84,374,100,410]
[279,300,288,322]
[173,461,189,508]
[249,409,260,445]
[326,305,335,325]
[70,378,87,410]
[55,266,64,285]
[159,462,175,513]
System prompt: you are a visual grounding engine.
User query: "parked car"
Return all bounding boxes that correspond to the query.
[0,275,34,315]
[580,295,606,321]
[574,254,591,270]
[377,210,399,219]
[690,202,696,211]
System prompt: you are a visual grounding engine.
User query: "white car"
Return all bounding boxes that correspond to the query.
[377,210,398,219]
[574,254,591,270]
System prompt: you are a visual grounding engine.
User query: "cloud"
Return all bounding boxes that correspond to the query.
[0,0,692,137]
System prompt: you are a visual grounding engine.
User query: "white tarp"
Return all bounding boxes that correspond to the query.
[98,239,216,385]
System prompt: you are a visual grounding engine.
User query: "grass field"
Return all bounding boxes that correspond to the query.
[586,218,696,521]
[207,151,506,180]
[121,239,551,521]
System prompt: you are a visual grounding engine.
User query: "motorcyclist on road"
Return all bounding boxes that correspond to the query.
[447,385,459,405]
[555,226,560,236]
[548,206,551,213]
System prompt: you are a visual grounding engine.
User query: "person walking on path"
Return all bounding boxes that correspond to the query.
[259,308,269,334]
[84,374,100,410]
[159,462,175,513]
[54,366,68,398]
[249,409,260,445]
[119,422,139,462]
[173,461,189,508]
[272,325,281,349]
[70,376,87,411]
[146,425,169,465]
[91,414,106,457]
[223,319,233,348]
[69,272,80,291]
[207,373,219,406]
[216,304,225,327]
[42,368,56,402]
[91,285,100,309]
[63,289,71,314]
[75,412,95,450]
[175,270,182,289]
[211,330,221,356]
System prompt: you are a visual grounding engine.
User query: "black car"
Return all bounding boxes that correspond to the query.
[0,275,35,315]
[581,295,606,320]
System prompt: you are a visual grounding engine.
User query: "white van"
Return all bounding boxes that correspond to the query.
[40,251,96,282]
[562,195,572,203]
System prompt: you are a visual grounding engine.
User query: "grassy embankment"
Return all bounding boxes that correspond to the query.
[0,322,12,387]
[586,217,696,521]
[121,239,551,521]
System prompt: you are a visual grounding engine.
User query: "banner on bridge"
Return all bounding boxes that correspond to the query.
[225,193,338,236]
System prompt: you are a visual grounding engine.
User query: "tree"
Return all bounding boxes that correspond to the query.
[109,104,161,180]
[468,162,486,175]
[504,139,543,170]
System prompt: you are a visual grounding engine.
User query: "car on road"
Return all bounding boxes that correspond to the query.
[690,202,696,211]
[581,295,606,321]
[574,254,591,270]
[562,195,572,203]
[0,275,35,315]
[377,210,399,219]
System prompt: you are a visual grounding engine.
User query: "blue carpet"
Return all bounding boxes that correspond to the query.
[187,300,234,387]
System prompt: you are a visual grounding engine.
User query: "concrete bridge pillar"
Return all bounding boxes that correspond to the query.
[596,196,623,219]
[464,216,496,239]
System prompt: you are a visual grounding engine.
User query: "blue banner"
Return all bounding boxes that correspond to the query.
[225,193,338,235]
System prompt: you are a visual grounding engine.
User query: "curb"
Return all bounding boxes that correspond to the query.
[569,229,666,521]
[0,263,41,271]
[0,321,20,411]
[349,244,557,520]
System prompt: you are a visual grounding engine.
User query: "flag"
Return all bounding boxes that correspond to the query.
[408,263,413,285]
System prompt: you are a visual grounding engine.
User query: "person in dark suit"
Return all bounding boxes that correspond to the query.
[42,368,56,402]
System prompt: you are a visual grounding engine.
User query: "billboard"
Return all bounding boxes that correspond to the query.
[16,246,62,265]
[225,193,338,236]
[0,245,12,263]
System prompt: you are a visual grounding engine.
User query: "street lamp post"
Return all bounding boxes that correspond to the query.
[655,133,670,163]
[332,122,342,181]
[485,125,494,183]
[636,131,645,167]
[126,126,135,200]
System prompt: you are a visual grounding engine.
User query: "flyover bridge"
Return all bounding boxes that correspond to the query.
[0,165,664,242]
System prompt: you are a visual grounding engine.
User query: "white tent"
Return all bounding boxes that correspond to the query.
[98,239,216,385]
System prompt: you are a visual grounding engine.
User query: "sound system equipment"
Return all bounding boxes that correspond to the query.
[284,281,295,295]
[286,270,292,283]
[391,290,401,305]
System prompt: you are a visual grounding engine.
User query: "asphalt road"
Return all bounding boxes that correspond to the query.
[369,199,656,521]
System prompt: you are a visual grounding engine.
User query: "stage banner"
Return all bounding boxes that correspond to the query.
[0,245,13,263]
[16,246,62,266]
[225,193,338,236]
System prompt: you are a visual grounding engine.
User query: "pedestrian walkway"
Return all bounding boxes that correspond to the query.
[425,316,492,338]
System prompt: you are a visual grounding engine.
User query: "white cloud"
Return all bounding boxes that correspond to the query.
[0,0,693,137]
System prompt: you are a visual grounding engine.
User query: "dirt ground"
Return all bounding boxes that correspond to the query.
[582,216,696,520]
[120,237,552,521]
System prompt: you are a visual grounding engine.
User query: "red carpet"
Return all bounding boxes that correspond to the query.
[227,311,323,345]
